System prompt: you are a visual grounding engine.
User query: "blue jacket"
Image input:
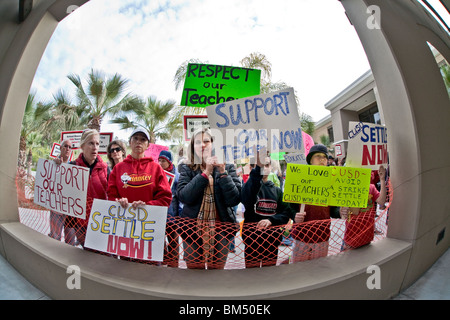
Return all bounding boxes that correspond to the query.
[167,165,182,219]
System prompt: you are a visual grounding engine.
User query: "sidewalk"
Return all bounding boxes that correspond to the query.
[1,247,449,300]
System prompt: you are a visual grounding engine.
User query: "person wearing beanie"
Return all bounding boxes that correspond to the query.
[290,143,332,262]
[306,144,328,165]
[158,149,182,267]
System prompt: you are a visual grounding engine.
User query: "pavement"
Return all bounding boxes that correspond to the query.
[1,246,449,300]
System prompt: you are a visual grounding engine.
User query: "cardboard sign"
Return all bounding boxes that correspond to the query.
[34,158,89,218]
[50,143,61,158]
[50,142,74,160]
[144,143,169,160]
[206,87,304,163]
[283,152,307,164]
[60,131,113,154]
[283,164,371,208]
[85,199,168,262]
[183,115,210,141]
[180,63,261,107]
[302,131,315,155]
[346,121,388,170]
[164,170,175,188]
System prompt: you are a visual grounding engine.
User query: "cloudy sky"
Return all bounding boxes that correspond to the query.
[29,0,448,141]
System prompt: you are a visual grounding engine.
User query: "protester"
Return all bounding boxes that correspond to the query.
[241,151,292,268]
[158,149,182,267]
[64,130,109,247]
[106,140,126,169]
[290,144,333,262]
[107,128,172,209]
[48,138,74,243]
[176,128,241,269]
[107,128,172,262]
[340,165,387,249]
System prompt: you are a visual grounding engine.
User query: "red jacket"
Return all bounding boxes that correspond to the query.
[107,155,172,207]
[65,154,108,230]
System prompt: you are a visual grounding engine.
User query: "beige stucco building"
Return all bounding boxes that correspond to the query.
[314,45,448,159]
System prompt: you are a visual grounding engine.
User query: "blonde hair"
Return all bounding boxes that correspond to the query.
[80,129,99,148]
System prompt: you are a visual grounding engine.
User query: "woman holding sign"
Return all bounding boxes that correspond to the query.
[340,165,387,250]
[177,128,241,269]
[107,128,172,263]
[290,144,333,262]
[64,130,109,248]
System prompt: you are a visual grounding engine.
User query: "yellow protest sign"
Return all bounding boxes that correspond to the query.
[283,164,331,206]
[283,164,371,208]
[329,166,372,207]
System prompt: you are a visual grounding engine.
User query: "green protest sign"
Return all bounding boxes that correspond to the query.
[180,63,261,107]
[283,164,371,208]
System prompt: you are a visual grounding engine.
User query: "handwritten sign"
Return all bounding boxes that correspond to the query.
[283,164,371,208]
[60,131,113,154]
[183,115,210,141]
[34,158,89,218]
[283,152,307,164]
[164,170,175,188]
[180,63,261,107]
[206,88,304,163]
[144,143,169,160]
[346,121,388,170]
[84,199,168,262]
[49,143,74,160]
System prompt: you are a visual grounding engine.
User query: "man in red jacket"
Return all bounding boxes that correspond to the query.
[107,128,172,209]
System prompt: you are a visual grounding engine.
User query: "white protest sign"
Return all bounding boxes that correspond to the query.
[50,143,61,158]
[206,87,304,163]
[34,158,89,219]
[183,115,210,141]
[84,199,168,262]
[60,131,113,154]
[283,152,307,164]
[346,121,388,170]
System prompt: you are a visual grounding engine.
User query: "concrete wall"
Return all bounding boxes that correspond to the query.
[0,0,448,299]
[341,0,450,288]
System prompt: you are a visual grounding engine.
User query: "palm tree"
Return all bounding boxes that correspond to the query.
[440,64,450,97]
[68,69,141,131]
[239,52,272,82]
[111,96,182,144]
[300,113,315,136]
[18,93,52,170]
[34,89,87,145]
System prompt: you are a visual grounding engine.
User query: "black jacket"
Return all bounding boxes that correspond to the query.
[177,163,242,223]
[241,165,292,226]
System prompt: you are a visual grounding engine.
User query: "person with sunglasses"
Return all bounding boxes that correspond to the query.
[106,140,127,169]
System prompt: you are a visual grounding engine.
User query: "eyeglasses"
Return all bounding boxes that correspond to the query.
[109,147,122,153]
[62,144,72,149]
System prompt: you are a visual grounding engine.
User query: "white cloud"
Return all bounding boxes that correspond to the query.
[31,0,370,140]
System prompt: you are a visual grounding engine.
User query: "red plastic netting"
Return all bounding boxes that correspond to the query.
[16,169,392,269]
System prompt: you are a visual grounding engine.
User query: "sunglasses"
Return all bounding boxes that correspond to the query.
[109,147,122,153]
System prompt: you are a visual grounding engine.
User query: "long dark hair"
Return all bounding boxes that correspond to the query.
[187,128,213,171]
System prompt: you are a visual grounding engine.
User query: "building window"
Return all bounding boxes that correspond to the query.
[327,126,334,143]
[358,105,381,124]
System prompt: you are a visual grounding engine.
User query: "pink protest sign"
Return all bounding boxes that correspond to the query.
[302,131,314,155]
[144,144,169,159]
